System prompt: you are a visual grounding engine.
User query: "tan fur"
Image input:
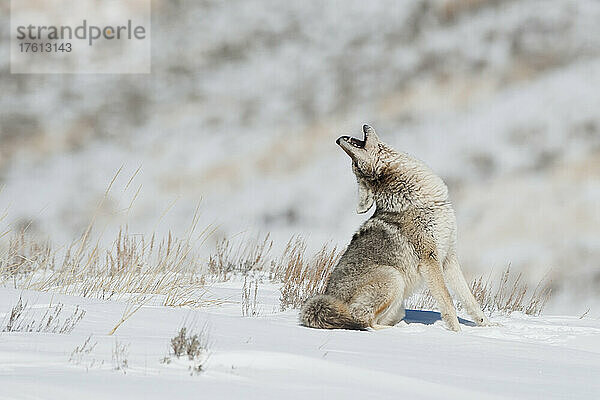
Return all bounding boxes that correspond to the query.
[299,124,490,331]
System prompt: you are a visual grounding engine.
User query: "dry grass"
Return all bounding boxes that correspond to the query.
[406,266,553,316]
[2,297,86,334]
[68,334,106,371]
[470,267,552,316]
[241,276,260,317]
[207,234,273,281]
[0,169,216,312]
[275,237,340,311]
[0,227,211,308]
[107,299,148,335]
[69,334,98,366]
[0,229,52,285]
[405,287,438,312]
[0,216,552,319]
[112,339,129,374]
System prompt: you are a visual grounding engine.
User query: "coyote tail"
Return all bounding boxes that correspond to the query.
[300,294,366,330]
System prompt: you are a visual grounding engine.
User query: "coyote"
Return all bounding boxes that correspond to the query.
[300,125,489,331]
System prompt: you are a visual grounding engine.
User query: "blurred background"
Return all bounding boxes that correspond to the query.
[1,0,599,315]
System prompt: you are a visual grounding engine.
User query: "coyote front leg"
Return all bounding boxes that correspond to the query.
[443,252,490,326]
[421,259,461,332]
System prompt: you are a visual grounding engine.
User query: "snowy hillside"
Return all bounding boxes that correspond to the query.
[1,286,599,399]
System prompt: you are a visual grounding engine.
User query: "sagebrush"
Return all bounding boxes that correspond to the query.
[164,326,210,373]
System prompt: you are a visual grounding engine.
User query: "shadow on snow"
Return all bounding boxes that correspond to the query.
[404,309,476,327]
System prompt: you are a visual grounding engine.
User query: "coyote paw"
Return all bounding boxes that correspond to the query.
[442,316,461,332]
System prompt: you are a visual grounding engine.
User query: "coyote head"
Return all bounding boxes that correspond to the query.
[337,124,448,214]
[336,124,400,214]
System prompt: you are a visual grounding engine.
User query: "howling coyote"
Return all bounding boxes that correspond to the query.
[300,125,489,331]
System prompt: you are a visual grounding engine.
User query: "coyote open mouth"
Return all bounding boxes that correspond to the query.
[337,131,366,149]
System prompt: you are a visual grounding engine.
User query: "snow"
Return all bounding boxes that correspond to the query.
[1,286,599,399]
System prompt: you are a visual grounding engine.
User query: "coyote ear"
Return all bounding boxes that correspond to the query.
[356,177,374,214]
[363,124,380,143]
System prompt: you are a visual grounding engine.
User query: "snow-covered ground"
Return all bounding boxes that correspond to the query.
[1,285,599,399]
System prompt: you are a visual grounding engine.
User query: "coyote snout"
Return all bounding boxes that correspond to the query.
[300,124,490,332]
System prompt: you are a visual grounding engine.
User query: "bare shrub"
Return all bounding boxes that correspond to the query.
[208,234,272,281]
[241,276,260,317]
[275,238,340,311]
[406,266,552,316]
[164,326,210,373]
[170,327,188,357]
[2,297,85,334]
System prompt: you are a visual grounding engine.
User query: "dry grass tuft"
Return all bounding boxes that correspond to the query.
[1,227,210,308]
[0,173,213,309]
[112,340,129,374]
[2,297,85,334]
[275,237,340,311]
[207,234,273,281]
[69,334,98,366]
[241,276,260,317]
[406,266,552,316]
[405,287,438,312]
[0,229,53,285]
[470,266,552,316]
